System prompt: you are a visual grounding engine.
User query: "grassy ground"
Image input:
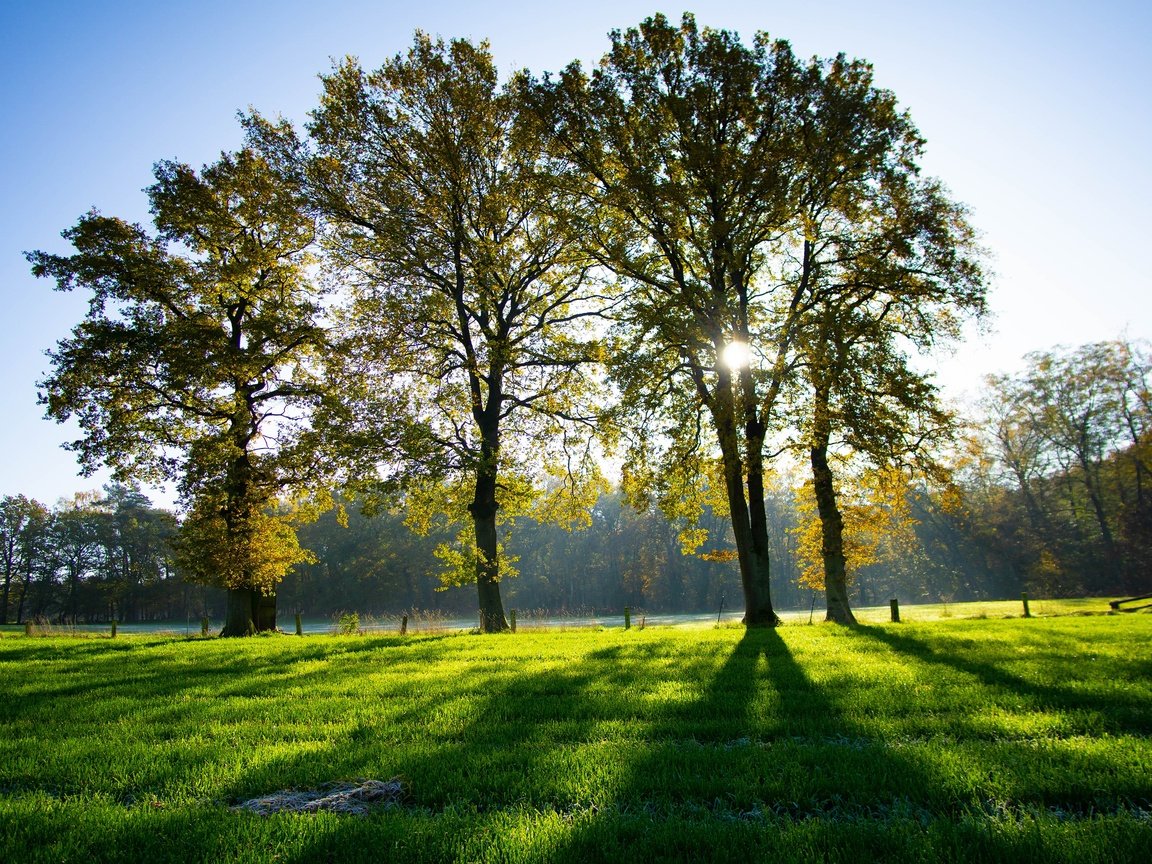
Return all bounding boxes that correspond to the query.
[1,603,1149,862]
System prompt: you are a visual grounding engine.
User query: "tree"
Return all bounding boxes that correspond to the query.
[785,86,986,623]
[981,340,1152,594]
[91,484,177,622]
[28,149,326,635]
[532,14,984,625]
[529,13,809,625]
[250,34,606,632]
[0,495,51,623]
[47,493,105,624]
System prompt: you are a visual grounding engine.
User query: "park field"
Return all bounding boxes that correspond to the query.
[1,605,1150,862]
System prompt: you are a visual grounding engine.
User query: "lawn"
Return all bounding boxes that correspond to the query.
[1,605,1149,862]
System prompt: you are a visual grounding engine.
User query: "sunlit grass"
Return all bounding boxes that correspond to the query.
[1,612,1149,862]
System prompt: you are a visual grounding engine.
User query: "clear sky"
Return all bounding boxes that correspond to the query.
[2,0,1149,508]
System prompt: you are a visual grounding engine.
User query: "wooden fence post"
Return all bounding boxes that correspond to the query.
[624,607,632,630]
[509,609,516,633]
[400,614,408,636]
[890,598,901,623]
[295,613,303,636]
[1021,592,1032,618]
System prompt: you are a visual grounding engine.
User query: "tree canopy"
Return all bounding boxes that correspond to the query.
[26,14,1015,633]
[28,149,327,635]
[528,12,986,625]
[249,34,608,632]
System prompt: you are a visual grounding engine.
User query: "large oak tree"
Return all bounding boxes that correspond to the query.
[29,149,327,636]
[533,14,986,624]
[529,14,808,625]
[251,34,605,632]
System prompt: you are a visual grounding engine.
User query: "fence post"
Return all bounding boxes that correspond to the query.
[890,598,901,623]
[1021,592,1032,618]
[25,622,32,637]
[110,621,117,639]
[509,609,516,633]
[295,612,303,636]
[400,614,408,636]
[201,617,210,637]
[624,607,632,630]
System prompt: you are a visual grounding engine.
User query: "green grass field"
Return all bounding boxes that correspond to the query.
[1,602,1149,862]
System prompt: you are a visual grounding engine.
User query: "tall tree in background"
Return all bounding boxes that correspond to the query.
[982,340,1151,593]
[48,492,103,624]
[250,35,606,632]
[0,495,51,624]
[28,149,327,636]
[93,484,178,622]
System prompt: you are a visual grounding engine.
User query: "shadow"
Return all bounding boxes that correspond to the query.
[7,627,1150,862]
[513,628,942,861]
[0,632,479,803]
[856,624,1152,738]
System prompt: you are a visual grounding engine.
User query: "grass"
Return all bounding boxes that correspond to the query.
[0,603,1149,862]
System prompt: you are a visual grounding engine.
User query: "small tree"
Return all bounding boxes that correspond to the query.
[29,149,326,636]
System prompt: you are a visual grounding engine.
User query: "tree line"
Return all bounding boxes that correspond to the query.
[20,14,1146,634]
[5,339,1149,627]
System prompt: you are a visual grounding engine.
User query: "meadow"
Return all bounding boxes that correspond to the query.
[1,602,1149,862]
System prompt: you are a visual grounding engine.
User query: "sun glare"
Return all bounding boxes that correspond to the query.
[721,340,751,370]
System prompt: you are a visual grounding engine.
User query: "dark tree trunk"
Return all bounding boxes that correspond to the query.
[221,587,257,636]
[464,322,510,634]
[220,587,277,636]
[15,570,30,624]
[470,458,509,634]
[743,406,780,626]
[1,569,11,625]
[710,372,778,627]
[810,398,857,625]
[256,591,277,631]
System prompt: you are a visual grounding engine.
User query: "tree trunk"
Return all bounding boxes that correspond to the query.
[220,587,257,636]
[219,587,277,636]
[255,591,277,632]
[15,570,30,624]
[470,462,509,633]
[1,568,11,625]
[710,373,778,627]
[216,378,283,638]
[742,393,780,626]
[465,340,510,634]
[217,587,279,636]
[810,400,857,625]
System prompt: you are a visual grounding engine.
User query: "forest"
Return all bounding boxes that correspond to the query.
[8,15,1151,632]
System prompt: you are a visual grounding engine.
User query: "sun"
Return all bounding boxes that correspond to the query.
[721,340,751,370]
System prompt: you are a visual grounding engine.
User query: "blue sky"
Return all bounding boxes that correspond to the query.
[2,0,1149,507]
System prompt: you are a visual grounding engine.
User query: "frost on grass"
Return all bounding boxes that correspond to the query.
[231,779,406,816]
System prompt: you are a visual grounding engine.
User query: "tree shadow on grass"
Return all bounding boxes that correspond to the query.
[855,625,1152,738]
[18,628,1150,863]
[267,629,954,862]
